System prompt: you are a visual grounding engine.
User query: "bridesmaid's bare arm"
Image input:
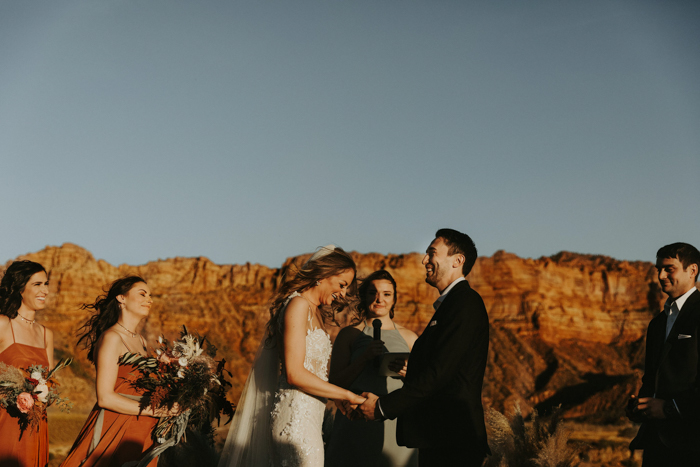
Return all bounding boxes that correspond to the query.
[45,327,54,368]
[94,330,177,417]
[0,316,11,355]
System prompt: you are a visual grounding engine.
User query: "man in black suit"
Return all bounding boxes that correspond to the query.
[359,228,490,466]
[628,242,700,466]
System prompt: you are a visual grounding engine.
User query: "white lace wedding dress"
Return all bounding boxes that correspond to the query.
[270,303,332,466]
[218,292,332,467]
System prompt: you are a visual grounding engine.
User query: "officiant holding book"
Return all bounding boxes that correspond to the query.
[326,269,418,466]
[359,229,490,467]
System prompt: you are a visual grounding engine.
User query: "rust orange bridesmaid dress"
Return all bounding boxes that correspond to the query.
[60,346,158,467]
[0,322,49,467]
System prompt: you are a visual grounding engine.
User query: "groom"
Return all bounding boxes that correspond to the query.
[359,228,490,466]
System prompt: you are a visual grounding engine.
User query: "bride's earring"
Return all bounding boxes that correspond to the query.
[316,281,321,286]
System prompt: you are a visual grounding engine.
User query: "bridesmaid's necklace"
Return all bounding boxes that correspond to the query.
[116,321,137,338]
[16,312,35,325]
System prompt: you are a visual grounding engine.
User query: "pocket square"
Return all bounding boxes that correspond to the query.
[678,334,692,339]
[429,320,437,327]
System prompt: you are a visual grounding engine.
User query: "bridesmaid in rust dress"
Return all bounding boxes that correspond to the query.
[0,260,54,467]
[61,276,179,467]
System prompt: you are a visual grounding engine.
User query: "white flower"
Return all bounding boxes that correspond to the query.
[180,335,204,358]
[178,357,188,367]
[30,371,46,384]
[176,369,185,378]
[34,384,50,403]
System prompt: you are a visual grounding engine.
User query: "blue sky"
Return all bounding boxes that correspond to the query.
[1,0,698,267]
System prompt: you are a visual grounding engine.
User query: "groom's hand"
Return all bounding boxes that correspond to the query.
[334,399,352,416]
[637,397,666,419]
[358,392,381,421]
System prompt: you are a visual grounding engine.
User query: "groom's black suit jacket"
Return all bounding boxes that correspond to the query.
[631,288,700,451]
[380,280,490,455]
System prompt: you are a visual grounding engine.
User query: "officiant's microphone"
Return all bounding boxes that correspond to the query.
[373,319,382,368]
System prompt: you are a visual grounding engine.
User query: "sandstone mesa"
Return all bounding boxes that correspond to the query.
[2,243,673,422]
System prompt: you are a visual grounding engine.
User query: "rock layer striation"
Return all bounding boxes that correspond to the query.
[3,243,677,421]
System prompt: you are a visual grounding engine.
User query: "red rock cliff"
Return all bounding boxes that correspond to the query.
[3,244,675,421]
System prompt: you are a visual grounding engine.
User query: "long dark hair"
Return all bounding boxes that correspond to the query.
[0,260,47,319]
[266,246,356,341]
[358,270,398,320]
[76,276,147,364]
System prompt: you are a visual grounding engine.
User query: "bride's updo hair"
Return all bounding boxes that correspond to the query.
[266,245,357,341]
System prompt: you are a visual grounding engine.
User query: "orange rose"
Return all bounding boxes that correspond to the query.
[17,392,34,413]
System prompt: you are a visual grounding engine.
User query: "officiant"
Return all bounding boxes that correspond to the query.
[326,270,418,467]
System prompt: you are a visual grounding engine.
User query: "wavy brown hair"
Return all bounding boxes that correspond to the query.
[266,246,356,342]
[0,260,47,319]
[76,276,147,364]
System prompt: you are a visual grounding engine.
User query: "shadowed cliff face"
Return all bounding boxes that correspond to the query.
[3,243,678,422]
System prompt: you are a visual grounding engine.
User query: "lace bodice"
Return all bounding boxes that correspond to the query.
[277,292,332,388]
[279,327,332,389]
[271,292,332,466]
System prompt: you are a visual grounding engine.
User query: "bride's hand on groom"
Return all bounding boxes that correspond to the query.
[334,400,354,416]
[335,393,368,420]
[358,392,380,421]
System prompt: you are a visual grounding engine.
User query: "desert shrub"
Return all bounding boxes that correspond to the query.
[484,405,578,467]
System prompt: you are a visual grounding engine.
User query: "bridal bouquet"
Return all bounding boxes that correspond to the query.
[118,326,233,448]
[0,358,73,432]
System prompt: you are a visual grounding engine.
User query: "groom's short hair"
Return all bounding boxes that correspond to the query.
[657,242,700,282]
[435,228,477,276]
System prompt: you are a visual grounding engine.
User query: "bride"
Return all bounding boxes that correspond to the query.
[218,245,367,467]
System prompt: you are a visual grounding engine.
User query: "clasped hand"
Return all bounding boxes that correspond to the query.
[153,402,182,418]
[626,394,666,421]
[335,392,382,421]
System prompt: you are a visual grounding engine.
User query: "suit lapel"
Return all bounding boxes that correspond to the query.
[411,282,469,361]
[654,313,669,394]
[667,289,700,340]
[655,289,700,393]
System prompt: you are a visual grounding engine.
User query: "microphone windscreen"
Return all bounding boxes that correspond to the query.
[372,319,382,340]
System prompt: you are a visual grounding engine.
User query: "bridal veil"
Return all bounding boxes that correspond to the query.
[217,333,279,467]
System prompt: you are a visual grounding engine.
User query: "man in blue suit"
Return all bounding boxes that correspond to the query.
[628,242,700,466]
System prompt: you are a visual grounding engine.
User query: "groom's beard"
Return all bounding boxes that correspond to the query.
[425,266,442,287]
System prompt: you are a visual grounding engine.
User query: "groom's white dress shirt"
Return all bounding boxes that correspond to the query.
[433,277,465,311]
